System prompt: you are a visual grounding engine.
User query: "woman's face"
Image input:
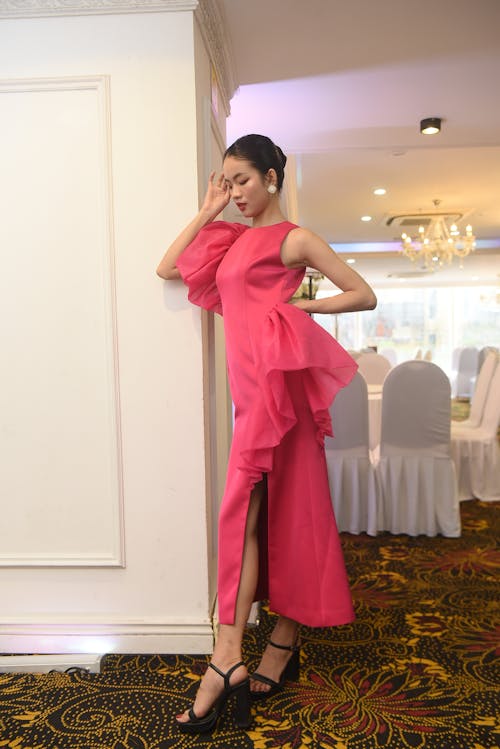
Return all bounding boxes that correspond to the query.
[223,156,273,218]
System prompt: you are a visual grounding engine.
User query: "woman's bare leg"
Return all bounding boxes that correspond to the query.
[176,481,264,723]
[250,615,300,694]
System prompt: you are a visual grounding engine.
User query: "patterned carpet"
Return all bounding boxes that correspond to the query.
[0,499,498,749]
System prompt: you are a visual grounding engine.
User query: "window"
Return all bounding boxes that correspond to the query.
[315,286,500,375]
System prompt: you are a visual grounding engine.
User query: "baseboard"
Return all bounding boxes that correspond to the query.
[0,653,102,673]
[0,619,215,655]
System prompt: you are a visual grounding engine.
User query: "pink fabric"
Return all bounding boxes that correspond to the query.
[177,221,248,314]
[178,220,357,627]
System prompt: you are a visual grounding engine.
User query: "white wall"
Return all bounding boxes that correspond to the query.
[0,10,216,653]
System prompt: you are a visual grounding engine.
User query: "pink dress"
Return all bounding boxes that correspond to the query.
[177,220,357,627]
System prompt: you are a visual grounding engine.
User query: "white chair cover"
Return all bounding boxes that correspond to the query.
[376,361,461,537]
[450,347,463,396]
[356,353,392,386]
[325,373,381,536]
[478,346,498,372]
[380,348,397,367]
[452,350,498,430]
[451,364,500,501]
[452,347,463,371]
[455,347,479,398]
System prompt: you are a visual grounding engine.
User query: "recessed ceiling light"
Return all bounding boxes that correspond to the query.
[347,258,356,264]
[373,188,386,196]
[420,117,441,135]
[361,215,372,222]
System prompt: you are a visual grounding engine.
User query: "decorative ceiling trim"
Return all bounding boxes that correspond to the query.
[0,0,238,115]
[0,0,198,18]
[195,0,237,116]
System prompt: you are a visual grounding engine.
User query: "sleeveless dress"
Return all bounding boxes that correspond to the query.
[177,220,358,627]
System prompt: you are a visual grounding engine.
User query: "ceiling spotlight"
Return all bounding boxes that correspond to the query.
[420,117,441,135]
[347,258,356,264]
[373,188,386,196]
[361,215,372,222]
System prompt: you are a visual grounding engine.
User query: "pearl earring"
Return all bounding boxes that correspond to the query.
[267,184,277,194]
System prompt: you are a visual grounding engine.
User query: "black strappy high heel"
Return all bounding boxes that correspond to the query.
[250,639,300,701]
[176,661,251,734]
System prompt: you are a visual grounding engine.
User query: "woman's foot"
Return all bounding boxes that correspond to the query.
[176,658,248,725]
[250,617,300,698]
[250,639,299,696]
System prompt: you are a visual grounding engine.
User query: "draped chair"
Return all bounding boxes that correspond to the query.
[452,347,463,370]
[455,347,479,398]
[380,348,397,367]
[478,346,498,372]
[376,361,461,537]
[325,373,381,536]
[356,353,392,386]
[451,363,500,501]
[452,350,498,430]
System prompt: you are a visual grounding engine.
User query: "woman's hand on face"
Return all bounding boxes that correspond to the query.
[200,171,231,220]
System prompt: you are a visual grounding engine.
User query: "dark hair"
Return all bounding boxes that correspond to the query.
[224,134,287,191]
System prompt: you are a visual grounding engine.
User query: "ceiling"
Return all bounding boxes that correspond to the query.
[221,0,500,288]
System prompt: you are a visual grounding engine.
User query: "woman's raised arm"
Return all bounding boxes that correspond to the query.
[156,172,230,280]
[282,227,377,314]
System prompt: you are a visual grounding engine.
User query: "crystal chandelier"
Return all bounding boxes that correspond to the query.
[401,200,476,269]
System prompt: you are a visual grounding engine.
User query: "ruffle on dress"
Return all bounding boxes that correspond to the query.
[176,221,249,314]
[239,302,358,478]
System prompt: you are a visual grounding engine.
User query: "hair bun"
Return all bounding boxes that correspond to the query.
[275,145,287,170]
[224,134,287,191]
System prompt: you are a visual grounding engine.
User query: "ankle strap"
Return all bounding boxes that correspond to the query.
[269,639,299,653]
[209,660,245,688]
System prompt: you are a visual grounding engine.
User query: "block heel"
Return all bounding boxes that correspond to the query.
[233,679,251,728]
[176,661,251,734]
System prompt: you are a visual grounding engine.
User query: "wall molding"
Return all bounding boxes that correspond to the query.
[195,0,237,115]
[0,75,125,568]
[0,0,239,114]
[0,0,198,17]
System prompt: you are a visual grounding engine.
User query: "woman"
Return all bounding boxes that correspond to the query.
[157,134,377,733]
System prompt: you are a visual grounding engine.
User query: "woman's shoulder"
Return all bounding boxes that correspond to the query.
[189,220,250,250]
[282,225,318,252]
[286,225,315,242]
[281,225,326,266]
[205,220,249,237]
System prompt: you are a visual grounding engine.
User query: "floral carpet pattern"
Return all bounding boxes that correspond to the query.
[0,500,498,749]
